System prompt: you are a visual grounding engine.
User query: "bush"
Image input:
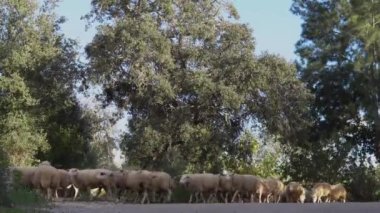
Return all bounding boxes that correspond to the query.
[0,149,12,207]
[171,187,191,203]
[0,155,47,211]
[346,166,380,201]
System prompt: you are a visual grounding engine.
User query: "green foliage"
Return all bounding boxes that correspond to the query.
[292,0,380,160]
[86,0,310,174]
[285,0,380,201]
[0,149,11,207]
[8,188,47,208]
[224,131,282,178]
[346,165,380,201]
[0,0,101,168]
[0,73,49,167]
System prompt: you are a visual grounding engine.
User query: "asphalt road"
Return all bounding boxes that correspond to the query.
[48,202,380,213]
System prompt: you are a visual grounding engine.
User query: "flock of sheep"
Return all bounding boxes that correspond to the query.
[11,161,347,204]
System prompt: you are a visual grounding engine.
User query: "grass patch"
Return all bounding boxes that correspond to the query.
[2,187,50,213]
[9,188,47,206]
[0,207,24,213]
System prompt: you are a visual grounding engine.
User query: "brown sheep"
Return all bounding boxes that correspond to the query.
[329,184,347,203]
[311,182,332,203]
[285,182,305,203]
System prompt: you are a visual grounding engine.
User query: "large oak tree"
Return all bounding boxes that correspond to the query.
[85,0,310,172]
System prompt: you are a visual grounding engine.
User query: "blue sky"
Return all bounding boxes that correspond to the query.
[54,0,301,60]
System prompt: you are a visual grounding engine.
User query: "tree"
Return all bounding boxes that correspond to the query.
[292,0,380,160]
[0,0,99,168]
[0,0,50,166]
[86,0,310,173]
[287,0,380,198]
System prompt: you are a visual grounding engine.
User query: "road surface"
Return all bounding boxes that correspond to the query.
[48,201,380,213]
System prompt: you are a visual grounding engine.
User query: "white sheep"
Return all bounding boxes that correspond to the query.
[68,168,114,200]
[179,173,219,203]
[149,171,174,203]
[31,162,60,200]
[230,174,264,203]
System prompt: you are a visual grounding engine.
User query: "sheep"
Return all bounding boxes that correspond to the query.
[311,182,332,203]
[122,170,153,204]
[284,182,305,203]
[68,168,114,200]
[260,180,272,203]
[12,167,36,188]
[31,162,60,200]
[110,170,127,201]
[230,174,264,203]
[179,173,219,203]
[304,189,313,203]
[149,171,174,203]
[55,169,72,199]
[263,178,285,203]
[329,183,347,203]
[218,174,233,203]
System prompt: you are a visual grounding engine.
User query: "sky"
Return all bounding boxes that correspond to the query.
[52,0,302,167]
[54,0,301,60]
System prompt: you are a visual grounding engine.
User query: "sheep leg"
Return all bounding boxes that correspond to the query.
[189,193,193,203]
[90,187,100,200]
[276,194,281,203]
[206,193,211,203]
[120,189,128,202]
[73,186,79,200]
[219,192,226,203]
[116,188,123,201]
[231,191,239,203]
[166,189,172,203]
[152,191,156,203]
[266,195,270,203]
[47,188,53,201]
[200,192,206,203]
[224,192,229,203]
[250,193,254,203]
[141,190,149,204]
[207,192,217,203]
[105,187,113,201]
[258,191,262,203]
[141,191,146,204]
[133,191,140,203]
[195,192,200,203]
